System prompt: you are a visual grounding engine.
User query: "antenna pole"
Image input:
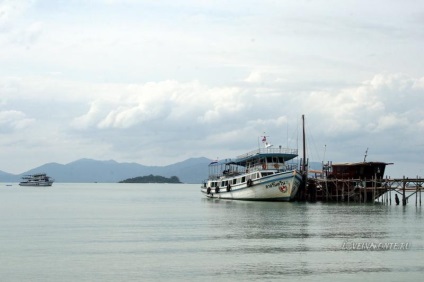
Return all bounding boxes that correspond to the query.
[302,115,306,173]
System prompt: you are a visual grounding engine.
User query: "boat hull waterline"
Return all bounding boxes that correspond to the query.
[19,182,53,187]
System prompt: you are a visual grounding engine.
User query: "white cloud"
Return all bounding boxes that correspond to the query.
[11,21,43,46]
[0,110,34,132]
[245,71,263,83]
[0,0,33,30]
[373,114,409,132]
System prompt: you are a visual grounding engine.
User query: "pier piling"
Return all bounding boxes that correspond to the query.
[402,176,407,206]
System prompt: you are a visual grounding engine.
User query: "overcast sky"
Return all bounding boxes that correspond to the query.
[1,0,423,177]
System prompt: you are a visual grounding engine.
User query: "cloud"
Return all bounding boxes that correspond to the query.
[373,114,409,132]
[0,0,32,31]
[244,71,263,83]
[67,73,424,143]
[11,21,43,46]
[303,73,424,137]
[0,110,35,132]
[0,1,41,49]
[72,80,248,131]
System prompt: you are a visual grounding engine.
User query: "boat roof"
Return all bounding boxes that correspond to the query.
[210,147,298,167]
[331,162,393,166]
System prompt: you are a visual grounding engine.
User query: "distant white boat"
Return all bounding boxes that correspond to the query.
[201,137,303,201]
[19,173,54,186]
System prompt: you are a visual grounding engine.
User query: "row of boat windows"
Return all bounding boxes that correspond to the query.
[210,172,275,187]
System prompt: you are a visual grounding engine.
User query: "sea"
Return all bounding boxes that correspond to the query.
[0,183,422,282]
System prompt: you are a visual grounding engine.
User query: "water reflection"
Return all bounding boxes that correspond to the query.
[200,199,397,277]
[202,200,391,242]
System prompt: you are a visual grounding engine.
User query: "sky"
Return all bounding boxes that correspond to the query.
[0,0,423,178]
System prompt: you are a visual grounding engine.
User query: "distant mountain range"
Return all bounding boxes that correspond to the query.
[0,157,212,184]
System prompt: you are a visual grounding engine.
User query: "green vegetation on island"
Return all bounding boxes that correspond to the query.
[119,174,182,183]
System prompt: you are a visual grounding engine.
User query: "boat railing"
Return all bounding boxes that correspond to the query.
[249,163,299,172]
[236,147,298,159]
[208,163,299,180]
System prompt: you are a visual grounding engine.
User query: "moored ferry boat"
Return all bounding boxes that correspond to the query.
[19,173,54,186]
[201,137,303,201]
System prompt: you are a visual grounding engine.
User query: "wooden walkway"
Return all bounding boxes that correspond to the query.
[306,176,423,206]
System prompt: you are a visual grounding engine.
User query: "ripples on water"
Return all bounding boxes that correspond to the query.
[0,183,422,281]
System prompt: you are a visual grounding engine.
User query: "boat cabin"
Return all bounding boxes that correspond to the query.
[204,147,299,190]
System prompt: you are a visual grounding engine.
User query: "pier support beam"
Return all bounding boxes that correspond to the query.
[416,176,418,206]
[402,176,407,206]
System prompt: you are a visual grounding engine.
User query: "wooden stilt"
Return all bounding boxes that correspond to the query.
[373,176,376,204]
[348,179,350,204]
[336,181,338,203]
[402,176,407,206]
[416,176,418,207]
[364,186,367,204]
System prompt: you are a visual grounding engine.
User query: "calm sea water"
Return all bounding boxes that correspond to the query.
[0,183,422,281]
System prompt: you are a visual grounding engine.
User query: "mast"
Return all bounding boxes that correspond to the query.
[302,114,306,173]
[297,114,307,202]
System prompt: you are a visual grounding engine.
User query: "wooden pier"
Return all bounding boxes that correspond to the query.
[305,176,423,206]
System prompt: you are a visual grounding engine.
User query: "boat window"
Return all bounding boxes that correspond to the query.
[233,179,237,185]
[267,157,272,163]
[242,176,246,183]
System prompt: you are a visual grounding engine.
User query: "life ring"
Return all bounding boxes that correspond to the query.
[207,187,211,194]
[247,179,253,187]
[274,163,279,169]
[226,184,231,192]
[215,187,220,193]
[262,163,266,170]
[279,185,287,193]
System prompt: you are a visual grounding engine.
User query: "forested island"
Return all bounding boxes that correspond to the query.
[119,174,182,183]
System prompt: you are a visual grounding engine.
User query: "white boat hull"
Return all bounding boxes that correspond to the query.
[19,182,53,186]
[201,170,302,201]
